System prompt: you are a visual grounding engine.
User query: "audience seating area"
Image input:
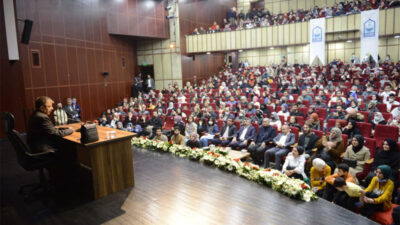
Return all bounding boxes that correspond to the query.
[94,60,400,224]
[190,0,400,34]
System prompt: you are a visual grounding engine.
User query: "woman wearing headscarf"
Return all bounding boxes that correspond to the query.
[277,103,290,122]
[309,113,321,130]
[315,127,345,171]
[342,120,362,144]
[252,96,260,108]
[186,133,200,148]
[269,112,282,131]
[282,146,307,180]
[310,158,332,197]
[199,118,219,147]
[343,135,370,182]
[166,102,175,115]
[370,111,386,129]
[185,116,198,142]
[364,138,400,187]
[361,165,394,218]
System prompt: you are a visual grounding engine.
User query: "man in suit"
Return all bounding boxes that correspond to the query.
[211,117,237,146]
[71,97,81,118]
[298,122,319,157]
[63,98,80,123]
[229,118,255,150]
[263,125,296,169]
[146,74,155,93]
[248,118,276,165]
[27,96,73,154]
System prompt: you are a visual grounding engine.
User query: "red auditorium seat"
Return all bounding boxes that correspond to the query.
[327,119,347,131]
[315,108,327,120]
[183,110,192,117]
[296,116,304,127]
[298,107,308,117]
[290,126,299,142]
[376,103,387,113]
[217,119,224,131]
[252,122,259,133]
[374,124,399,147]
[312,130,324,139]
[164,116,175,130]
[278,115,286,124]
[381,112,393,122]
[356,122,372,137]
[356,137,377,181]
[234,121,241,130]
[210,103,217,110]
[359,111,369,122]
[371,204,399,225]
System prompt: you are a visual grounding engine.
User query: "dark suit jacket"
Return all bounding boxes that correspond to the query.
[298,133,319,153]
[235,125,256,141]
[149,117,163,129]
[220,125,237,139]
[254,126,276,144]
[27,111,73,153]
[273,133,296,148]
[63,105,79,119]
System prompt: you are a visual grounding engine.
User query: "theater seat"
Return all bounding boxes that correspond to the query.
[356,122,372,137]
[374,125,399,147]
[356,137,376,181]
[370,204,399,225]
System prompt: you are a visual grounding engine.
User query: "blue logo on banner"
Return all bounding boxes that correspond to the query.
[363,19,375,37]
[312,26,322,42]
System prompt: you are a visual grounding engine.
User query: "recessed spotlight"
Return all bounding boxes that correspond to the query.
[269,47,274,50]
[206,52,211,55]
[395,35,400,39]
[346,40,352,43]
[238,49,243,52]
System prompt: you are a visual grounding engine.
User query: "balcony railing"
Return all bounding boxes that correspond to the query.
[185,8,400,54]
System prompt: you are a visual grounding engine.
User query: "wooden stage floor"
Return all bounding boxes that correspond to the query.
[1,139,377,225]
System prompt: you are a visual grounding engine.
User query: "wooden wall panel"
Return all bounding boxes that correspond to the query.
[10,0,138,128]
[179,0,236,55]
[107,0,169,39]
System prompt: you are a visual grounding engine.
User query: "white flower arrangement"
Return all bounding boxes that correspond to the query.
[131,137,318,202]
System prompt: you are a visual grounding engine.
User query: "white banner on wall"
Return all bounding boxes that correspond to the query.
[360,9,379,63]
[309,18,326,65]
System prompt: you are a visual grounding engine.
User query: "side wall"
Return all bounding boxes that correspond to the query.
[13,0,138,126]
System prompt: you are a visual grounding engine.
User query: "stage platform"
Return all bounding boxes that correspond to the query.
[1,138,377,225]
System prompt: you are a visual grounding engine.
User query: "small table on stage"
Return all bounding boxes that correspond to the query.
[58,123,135,199]
[227,150,250,162]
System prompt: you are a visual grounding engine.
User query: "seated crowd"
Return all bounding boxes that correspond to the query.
[93,58,400,221]
[190,0,400,35]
